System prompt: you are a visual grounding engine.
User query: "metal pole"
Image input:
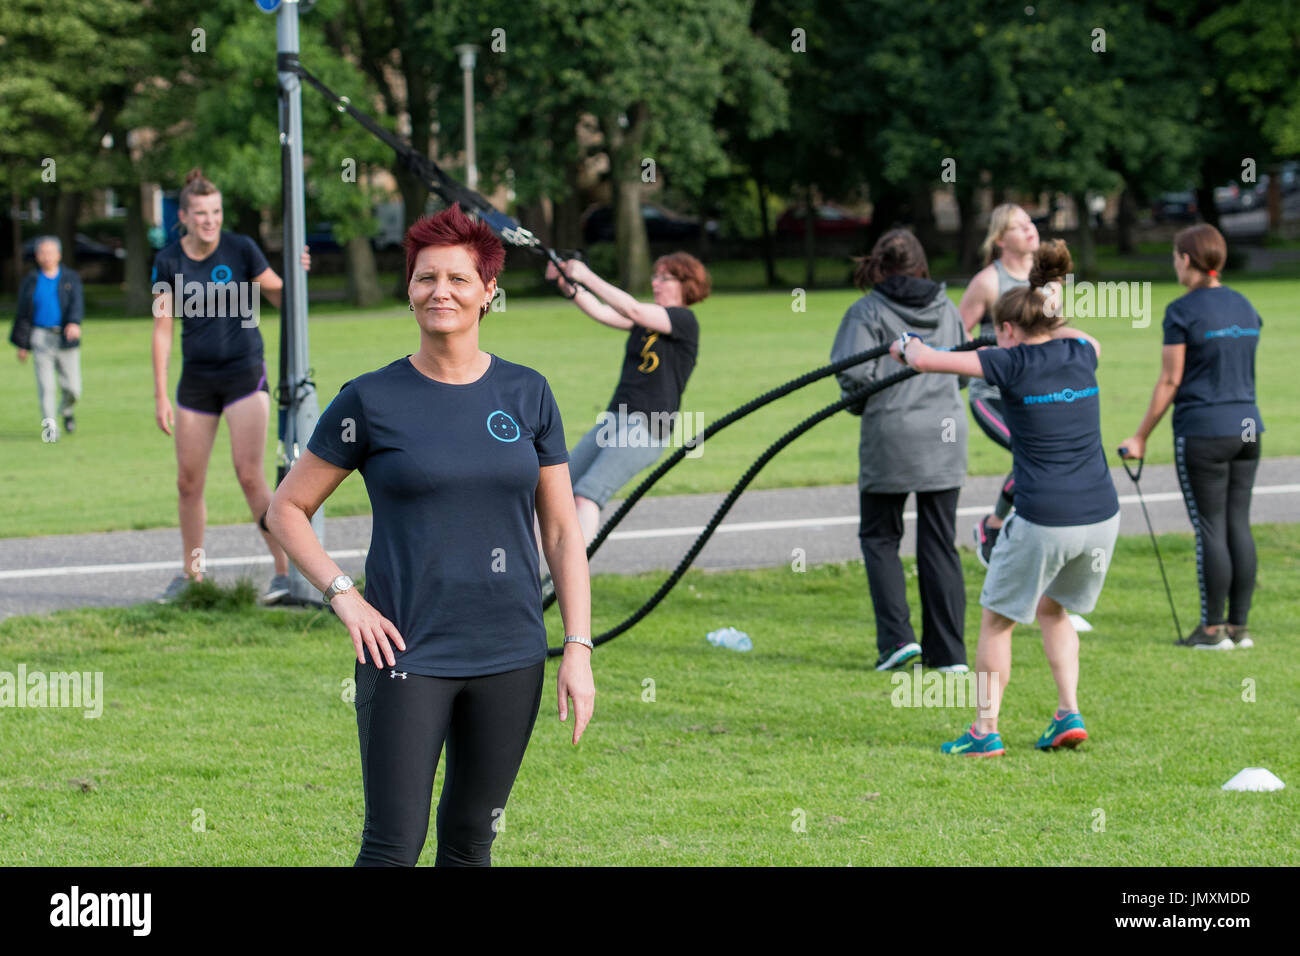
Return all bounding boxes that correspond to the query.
[455,45,479,192]
[277,0,325,605]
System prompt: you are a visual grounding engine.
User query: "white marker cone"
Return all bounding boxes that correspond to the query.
[1222,768,1285,792]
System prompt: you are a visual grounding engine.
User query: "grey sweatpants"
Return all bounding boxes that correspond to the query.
[30,326,82,430]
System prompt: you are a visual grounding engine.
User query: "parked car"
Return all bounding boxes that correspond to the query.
[304,221,342,252]
[1214,182,1256,214]
[1153,191,1198,223]
[22,233,125,262]
[775,204,871,237]
[1251,161,1300,204]
[581,202,717,243]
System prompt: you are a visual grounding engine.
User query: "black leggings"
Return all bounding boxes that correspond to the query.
[1173,434,1260,627]
[858,488,967,666]
[970,392,1016,517]
[353,659,545,867]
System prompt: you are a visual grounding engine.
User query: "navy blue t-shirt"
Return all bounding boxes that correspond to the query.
[151,232,271,373]
[307,354,569,678]
[1162,286,1264,439]
[977,338,1119,527]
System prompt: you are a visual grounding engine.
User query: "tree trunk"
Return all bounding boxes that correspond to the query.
[228,195,261,243]
[1196,158,1220,230]
[53,191,82,270]
[755,169,777,287]
[1116,184,1136,255]
[122,182,152,316]
[1267,163,1283,237]
[8,186,23,293]
[392,57,433,298]
[802,185,816,289]
[344,236,382,307]
[955,185,978,275]
[1071,191,1096,279]
[909,183,937,254]
[609,103,651,294]
[553,159,584,251]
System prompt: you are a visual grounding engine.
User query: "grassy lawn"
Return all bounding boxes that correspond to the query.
[1,524,1295,866]
[2,278,1296,539]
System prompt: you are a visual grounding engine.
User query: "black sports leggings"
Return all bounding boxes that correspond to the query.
[970,391,1016,517]
[1173,434,1260,627]
[353,660,545,867]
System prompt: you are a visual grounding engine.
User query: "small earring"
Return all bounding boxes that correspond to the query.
[408,301,414,311]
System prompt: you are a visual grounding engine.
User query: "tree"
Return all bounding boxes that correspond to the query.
[0,0,145,291]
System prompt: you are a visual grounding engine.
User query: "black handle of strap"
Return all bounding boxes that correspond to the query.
[1117,447,1143,482]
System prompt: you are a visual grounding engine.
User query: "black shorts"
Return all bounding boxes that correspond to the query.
[177,361,268,416]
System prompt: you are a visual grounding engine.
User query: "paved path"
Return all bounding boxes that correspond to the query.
[1,458,1296,622]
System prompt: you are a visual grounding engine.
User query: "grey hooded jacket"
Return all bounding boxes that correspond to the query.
[830,275,968,493]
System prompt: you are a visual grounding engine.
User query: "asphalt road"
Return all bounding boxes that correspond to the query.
[1,458,1296,622]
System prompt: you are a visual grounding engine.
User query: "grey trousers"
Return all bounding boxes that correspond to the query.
[30,326,82,429]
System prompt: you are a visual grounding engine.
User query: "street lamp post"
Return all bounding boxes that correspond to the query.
[453,44,480,192]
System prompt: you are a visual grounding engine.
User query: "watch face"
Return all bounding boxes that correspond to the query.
[332,575,352,591]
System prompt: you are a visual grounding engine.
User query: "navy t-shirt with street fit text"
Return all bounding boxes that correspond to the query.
[151,232,270,373]
[977,338,1119,527]
[307,354,568,677]
[1162,286,1264,439]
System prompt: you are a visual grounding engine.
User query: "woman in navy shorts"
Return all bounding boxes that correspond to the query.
[150,168,309,605]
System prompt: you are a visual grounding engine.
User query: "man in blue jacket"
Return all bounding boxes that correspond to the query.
[9,236,84,441]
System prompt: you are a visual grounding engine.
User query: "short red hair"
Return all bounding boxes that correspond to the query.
[653,251,711,305]
[403,203,505,289]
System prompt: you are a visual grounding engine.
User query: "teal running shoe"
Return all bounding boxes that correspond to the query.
[941,725,1005,757]
[1035,711,1088,750]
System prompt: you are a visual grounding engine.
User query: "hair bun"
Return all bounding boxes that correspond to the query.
[1029,238,1072,287]
[184,167,205,185]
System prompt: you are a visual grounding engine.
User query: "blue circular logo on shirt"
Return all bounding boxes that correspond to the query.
[486,410,520,442]
[1060,387,1077,403]
[211,264,233,284]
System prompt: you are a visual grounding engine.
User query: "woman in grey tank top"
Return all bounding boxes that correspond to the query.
[958,204,1035,566]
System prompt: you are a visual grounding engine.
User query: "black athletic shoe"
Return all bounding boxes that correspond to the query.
[875,642,922,671]
[973,516,1000,568]
[1176,624,1233,650]
[63,414,76,434]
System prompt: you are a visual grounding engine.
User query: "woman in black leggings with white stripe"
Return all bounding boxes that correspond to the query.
[1120,224,1263,650]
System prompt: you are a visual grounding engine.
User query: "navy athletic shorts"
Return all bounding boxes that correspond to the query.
[177,361,268,415]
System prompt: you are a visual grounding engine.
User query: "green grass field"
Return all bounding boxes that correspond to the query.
[1,524,1295,866]
[2,278,1295,539]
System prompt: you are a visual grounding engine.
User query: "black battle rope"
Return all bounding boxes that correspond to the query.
[544,336,995,656]
[280,53,591,296]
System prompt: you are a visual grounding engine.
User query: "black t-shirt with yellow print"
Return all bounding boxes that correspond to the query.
[604,306,699,439]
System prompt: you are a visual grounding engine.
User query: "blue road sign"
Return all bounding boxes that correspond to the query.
[254,0,281,13]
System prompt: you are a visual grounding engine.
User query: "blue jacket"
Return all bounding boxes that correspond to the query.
[10,267,84,350]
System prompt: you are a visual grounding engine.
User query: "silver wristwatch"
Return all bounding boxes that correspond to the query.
[564,634,594,651]
[322,574,354,603]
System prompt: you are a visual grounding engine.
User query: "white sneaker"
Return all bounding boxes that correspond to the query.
[935,664,970,674]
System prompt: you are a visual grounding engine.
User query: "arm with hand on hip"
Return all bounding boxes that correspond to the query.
[266,449,406,668]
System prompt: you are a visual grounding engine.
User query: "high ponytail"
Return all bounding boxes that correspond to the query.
[1028,238,1072,288]
[179,167,220,212]
[993,239,1073,337]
